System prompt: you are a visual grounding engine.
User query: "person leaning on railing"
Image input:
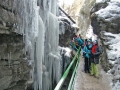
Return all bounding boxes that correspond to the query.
[69,39,78,51]
[76,34,84,49]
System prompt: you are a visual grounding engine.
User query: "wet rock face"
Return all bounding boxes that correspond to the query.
[0,33,31,90]
[91,2,108,35]
[58,16,77,47]
[0,0,21,34]
[59,26,76,47]
[0,1,31,90]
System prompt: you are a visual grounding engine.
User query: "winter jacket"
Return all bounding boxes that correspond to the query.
[70,41,77,51]
[82,45,91,58]
[91,45,102,64]
[77,38,84,47]
[86,44,92,50]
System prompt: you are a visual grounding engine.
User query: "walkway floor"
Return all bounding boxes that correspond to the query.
[74,57,112,90]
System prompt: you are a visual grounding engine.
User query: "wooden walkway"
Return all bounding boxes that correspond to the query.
[74,57,112,90]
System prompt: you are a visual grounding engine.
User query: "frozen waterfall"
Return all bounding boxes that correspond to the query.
[7,0,75,89]
[12,0,64,90]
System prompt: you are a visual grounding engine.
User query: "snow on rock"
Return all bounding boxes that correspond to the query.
[113,80,120,90]
[59,46,72,73]
[86,25,98,41]
[91,0,120,89]
[95,1,120,20]
[91,0,120,35]
[58,10,78,47]
[58,15,77,35]
[103,32,120,59]
[100,31,120,90]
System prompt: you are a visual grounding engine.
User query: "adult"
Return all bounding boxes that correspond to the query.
[70,39,78,51]
[90,40,102,78]
[76,34,84,48]
[86,39,93,72]
[82,39,92,73]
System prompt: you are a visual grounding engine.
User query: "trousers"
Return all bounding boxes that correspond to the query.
[91,63,98,76]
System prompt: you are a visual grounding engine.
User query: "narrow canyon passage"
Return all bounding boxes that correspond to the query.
[74,57,112,90]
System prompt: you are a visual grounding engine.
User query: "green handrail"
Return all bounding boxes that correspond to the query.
[54,48,80,90]
[67,50,80,90]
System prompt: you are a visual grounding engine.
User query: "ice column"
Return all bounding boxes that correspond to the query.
[12,0,62,89]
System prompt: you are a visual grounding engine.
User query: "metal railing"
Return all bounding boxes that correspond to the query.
[67,49,80,90]
[54,47,81,90]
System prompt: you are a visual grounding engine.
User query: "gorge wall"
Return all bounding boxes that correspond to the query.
[0,0,76,90]
[90,0,120,88]
[76,0,96,38]
[91,0,120,71]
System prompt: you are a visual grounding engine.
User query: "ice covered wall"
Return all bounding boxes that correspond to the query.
[0,0,39,89]
[58,16,78,47]
[0,0,64,90]
[58,6,80,47]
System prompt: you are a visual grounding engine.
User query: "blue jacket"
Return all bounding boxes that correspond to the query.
[82,45,91,58]
[77,38,84,46]
[70,41,78,51]
[86,44,93,50]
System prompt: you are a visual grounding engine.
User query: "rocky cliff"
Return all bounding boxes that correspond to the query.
[91,0,120,70]
[77,0,96,38]
[0,0,77,90]
[0,0,31,89]
[90,0,120,88]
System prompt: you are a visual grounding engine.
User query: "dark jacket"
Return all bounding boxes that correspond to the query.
[91,45,102,64]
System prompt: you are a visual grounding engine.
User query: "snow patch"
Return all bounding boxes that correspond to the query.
[103,32,120,90]
[104,32,120,59]
[86,25,97,41]
[113,81,120,90]
[95,1,120,21]
[59,46,72,57]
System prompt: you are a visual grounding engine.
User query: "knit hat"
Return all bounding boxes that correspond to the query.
[87,39,91,42]
[93,40,98,44]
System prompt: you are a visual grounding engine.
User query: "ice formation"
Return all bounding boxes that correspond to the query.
[10,0,64,90]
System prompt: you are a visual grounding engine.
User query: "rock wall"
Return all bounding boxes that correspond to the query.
[59,18,77,47]
[77,0,96,38]
[0,0,31,89]
[90,1,120,72]
[0,0,76,90]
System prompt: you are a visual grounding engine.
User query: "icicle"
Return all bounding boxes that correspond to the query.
[9,0,65,90]
[8,53,10,68]
[35,14,45,90]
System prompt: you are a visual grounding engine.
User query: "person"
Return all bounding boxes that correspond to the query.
[73,37,79,50]
[70,39,78,51]
[82,39,92,73]
[90,40,102,78]
[86,39,93,72]
[76,34,84,48]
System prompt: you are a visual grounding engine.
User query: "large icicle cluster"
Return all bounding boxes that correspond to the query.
[11,0,62,90]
